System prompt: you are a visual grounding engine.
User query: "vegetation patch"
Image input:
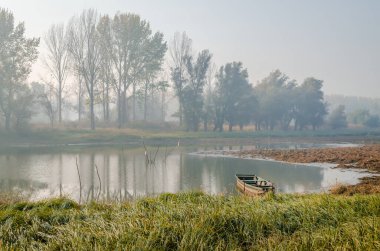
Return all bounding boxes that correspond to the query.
[0,192,379,250]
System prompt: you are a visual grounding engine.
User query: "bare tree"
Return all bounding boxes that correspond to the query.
[169,32,192,126]
[43,24,69,124]
[97,15,114,122]
[67,9,101,130]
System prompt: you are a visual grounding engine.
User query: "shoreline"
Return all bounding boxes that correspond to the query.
[223,145,380,195]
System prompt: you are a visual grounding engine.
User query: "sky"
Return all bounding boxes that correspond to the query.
[2,0,380,98]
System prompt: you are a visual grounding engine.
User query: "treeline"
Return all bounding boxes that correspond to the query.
[1,8,372,132]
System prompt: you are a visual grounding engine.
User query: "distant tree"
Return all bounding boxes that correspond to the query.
[327,105,347,129]
[235,92,258,130]
[109,13,167,127]
[43,24,69,124]
[13,84,35,129]
[182,50,212,131]
[348,109,370,125]
[156,80,170,122]
[294,78,327,130]
[254,70,294,130]
[170,32,192,126]
[97,15,114,122]
[67,9,102,130]
[31,82,56,127]
[202,63,217,131]
[0,8,39,130]
[364,115,380,128]
[214,62,252,131]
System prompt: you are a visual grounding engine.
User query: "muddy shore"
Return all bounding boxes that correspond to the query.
[229,145,380,195]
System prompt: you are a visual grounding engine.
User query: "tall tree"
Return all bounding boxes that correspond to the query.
[182,50,212,131]
[214,62,252,131]
[97,15,113,122]
[254,70,294,131]
[43,24,69,124]
[110,13,166,127]
[202,63,217,131]
[67,9,101,130]
[294,78,327,130]
[0,8,39,130]
[170,32,192,126]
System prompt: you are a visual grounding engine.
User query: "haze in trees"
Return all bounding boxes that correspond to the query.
[1,7,375,132]
[0,8,39,130]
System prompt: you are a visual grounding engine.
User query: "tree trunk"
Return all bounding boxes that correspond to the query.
[144,81,148,121]
[77,78,82,123]
[161,90,165,122]
[102,86,106,122]
[105,81,109,122]
[133,83,136,121]
[58,78,62,124]
[179,102,183,126]
[117,90,122,128]
[121,90,127,127]
[5,113,11,130]
[90,83,95,130]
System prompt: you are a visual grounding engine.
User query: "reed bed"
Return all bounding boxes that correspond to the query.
[0,192,379,250]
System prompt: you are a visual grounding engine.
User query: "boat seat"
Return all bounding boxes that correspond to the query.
[245,181,257,184]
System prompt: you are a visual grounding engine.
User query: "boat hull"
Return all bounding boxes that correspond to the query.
[236,174,275,196]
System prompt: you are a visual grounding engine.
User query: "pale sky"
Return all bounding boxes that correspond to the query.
[2,0,380,97]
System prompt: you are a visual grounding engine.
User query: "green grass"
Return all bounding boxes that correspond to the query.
[0,192,379,250]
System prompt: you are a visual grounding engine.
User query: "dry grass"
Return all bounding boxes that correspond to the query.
[330,176,380,195]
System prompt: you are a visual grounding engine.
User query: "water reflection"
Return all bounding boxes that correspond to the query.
[0,144,369,201]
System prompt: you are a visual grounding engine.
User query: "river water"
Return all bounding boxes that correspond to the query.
[0,143,369,201]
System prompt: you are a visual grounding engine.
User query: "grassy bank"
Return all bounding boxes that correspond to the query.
[0,192,379,250]
[1,127,380,148]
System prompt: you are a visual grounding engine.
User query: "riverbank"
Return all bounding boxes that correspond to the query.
[0,192,379,250]
[1,127,380,149]
[230,145,380,195]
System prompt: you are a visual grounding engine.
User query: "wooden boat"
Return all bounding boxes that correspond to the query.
[236,174,275,196]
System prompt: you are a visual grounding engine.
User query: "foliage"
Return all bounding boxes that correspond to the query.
[107,13,167,127]
[0,8,39,130]
[215,62,254,131]
[31,82,56,127]
[348,109,370,125]
[328,105,348,129]
[294,77,327,130]
[0,193,379,250]
[182,50,212,131]
[364,115,380,128]
[254,70,295,131]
